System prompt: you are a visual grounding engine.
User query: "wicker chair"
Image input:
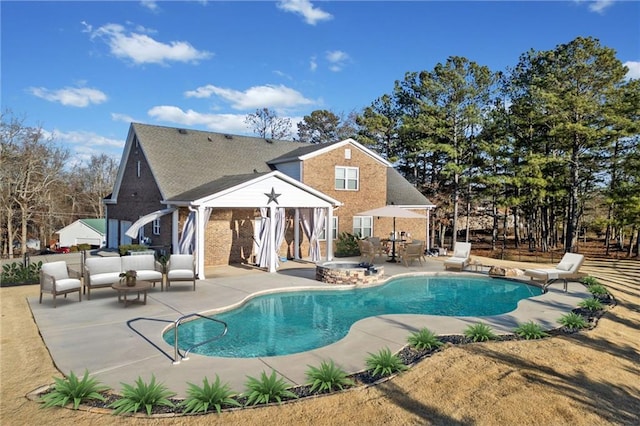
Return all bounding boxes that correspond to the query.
[39,261,82,307]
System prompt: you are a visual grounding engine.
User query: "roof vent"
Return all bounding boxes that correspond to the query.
[224,134,233,140]
[178,128,188,135]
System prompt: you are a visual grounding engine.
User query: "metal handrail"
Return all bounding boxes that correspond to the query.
[173,313,227,365]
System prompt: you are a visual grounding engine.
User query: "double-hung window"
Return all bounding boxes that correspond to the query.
[353,216,373,238]
[152,218,161,235]
[319,217,338,241]
[335,166,359,190]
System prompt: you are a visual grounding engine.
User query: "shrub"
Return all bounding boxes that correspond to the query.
[40,370,108,410]
[243,371,298,406]
[335,232,360,257]
[558,312,588,330]
[365,347,407,378]
[464,323,496,342]
[1,261,42,285]
[109,375,175,416]
[305,360,355,393]
[181,375,241,414]
[514,322,549,340]
[586,283,608,297]
[578,298,604,312]
[118,244,150,256]
[407,328,443,350]
[581,276,600,286]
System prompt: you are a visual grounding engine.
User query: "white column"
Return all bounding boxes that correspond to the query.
[326,206,334,261]
[268,204,277,273]
[196,206,206,279]
[294,208,300,259]
[171,209,179,254]
[426,208,431,252]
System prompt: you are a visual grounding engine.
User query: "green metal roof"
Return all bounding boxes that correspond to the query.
[80,218,106,235]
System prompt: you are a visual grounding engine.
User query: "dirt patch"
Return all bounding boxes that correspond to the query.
[2,257,639,425]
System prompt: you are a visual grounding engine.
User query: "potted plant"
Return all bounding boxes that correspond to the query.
[119,270,137,287]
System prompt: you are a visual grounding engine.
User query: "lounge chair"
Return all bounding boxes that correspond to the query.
[39,261,82,307]
[444,242,471,271]
[166,254,197,291]
[524,252,585,292]
[400,243,424,267]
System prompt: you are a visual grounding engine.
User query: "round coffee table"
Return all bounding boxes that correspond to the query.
[111,280,152,307]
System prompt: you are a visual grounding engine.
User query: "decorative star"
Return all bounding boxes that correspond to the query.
[265,187,281,205]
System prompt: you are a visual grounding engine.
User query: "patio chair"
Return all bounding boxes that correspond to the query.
[367,237,388,259]
[39,261,82,307]
[357,239,376,264]
[523,252,585,292]
[166,254,197,291]
[444,242,471,271]
[400,243,424,267]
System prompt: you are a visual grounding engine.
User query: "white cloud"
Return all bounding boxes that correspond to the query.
[276,0,332,25]
[148,105,304,137]
[326,50,350,72]
[184,84,314,110]
[309,56,318,72]
[111,112,137,123]
[41,128,124,166]
[588,0,615,13]
[623,61,640,80]
[140,0,159,13]
[28,86,107,107]
[88,23,212,65]
[147,105,250,133]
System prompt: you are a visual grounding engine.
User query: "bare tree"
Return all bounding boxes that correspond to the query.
[1,111,69,256]
[244,108,293,140]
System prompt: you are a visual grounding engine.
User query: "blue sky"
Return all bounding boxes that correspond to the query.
[2,1,639,165]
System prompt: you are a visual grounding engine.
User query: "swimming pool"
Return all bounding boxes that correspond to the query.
[164,275,542,358]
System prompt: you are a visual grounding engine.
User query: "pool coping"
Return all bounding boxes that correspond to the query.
[27,265,590,398]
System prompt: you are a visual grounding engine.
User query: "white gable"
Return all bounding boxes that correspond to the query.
[193,171,341,209]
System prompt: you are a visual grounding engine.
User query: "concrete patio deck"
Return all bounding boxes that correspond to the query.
[27,255,590,398]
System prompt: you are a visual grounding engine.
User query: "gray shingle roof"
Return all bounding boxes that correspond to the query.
[132,123,302,200]
[386,168,434,206]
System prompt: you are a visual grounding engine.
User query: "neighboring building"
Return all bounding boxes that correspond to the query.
[56,218,106,247]
[105,123,435,277]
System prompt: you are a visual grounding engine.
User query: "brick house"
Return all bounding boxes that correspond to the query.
[105,123,435,277]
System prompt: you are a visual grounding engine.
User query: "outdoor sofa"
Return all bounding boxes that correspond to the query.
[84,254,163,299]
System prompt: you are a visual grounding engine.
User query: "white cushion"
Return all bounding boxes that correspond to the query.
[168,255,194,271]
[453,249,466,258]
[88,272,121,286]
[121,255,156,272]
[54,278,81,291]
[41,261,69,280]
[86,257,122,275]
[556,262,573,271]
[168,270,194,280]
[135,270,162,281]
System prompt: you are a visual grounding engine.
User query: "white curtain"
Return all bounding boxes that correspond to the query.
[257,207,288,269]
[178,212,195,254]
[257,208,270,268]
[274,207,287,264]
[178,208,212,255]
[300,208,325,261]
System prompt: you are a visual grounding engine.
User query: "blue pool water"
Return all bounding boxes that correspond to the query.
[164,275,542,358]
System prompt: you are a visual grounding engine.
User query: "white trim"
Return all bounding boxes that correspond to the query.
[298,138,391,167]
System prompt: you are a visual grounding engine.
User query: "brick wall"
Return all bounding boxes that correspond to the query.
[107,143,172,248]
[301,142,427,252]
